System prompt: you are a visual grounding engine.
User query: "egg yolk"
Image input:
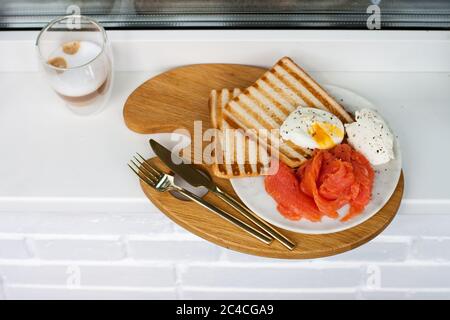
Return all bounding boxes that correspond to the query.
[308,122,344,149]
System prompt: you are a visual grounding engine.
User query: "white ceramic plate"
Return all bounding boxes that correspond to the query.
[231,85,402,234]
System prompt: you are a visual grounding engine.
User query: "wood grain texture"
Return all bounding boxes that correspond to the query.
[123,64,404,259]
[124,64,266,134]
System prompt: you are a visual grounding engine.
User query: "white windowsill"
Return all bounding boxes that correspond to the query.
[0,30,449,215]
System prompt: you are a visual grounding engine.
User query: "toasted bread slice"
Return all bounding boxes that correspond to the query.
[222,56,353,168]
[209,88,272,179]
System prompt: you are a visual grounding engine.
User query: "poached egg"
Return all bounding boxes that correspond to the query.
[280,107,345,149]
[345,108,395,165]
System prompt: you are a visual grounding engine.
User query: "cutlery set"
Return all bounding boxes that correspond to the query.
[128,139,296,250]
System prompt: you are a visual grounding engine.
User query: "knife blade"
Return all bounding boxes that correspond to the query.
[149,139,216,191]
[149,139,296,250]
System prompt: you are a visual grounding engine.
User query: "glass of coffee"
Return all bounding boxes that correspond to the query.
[36,15,113,115]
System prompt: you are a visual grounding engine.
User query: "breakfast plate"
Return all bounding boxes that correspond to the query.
[231,85,402,234]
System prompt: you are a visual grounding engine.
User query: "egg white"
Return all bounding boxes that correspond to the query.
[280,107,345,149]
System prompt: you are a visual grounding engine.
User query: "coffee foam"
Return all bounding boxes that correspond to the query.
[47,41,109,97]
[62,41,81,55]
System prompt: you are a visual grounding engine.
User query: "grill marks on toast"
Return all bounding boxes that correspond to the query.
[280,58,354,123]
[209,89,272,178]
[216,93,306,170]
[253,81,291,116]
[222,57,353,168]
[222,112,308,167]
[271,67,317,108]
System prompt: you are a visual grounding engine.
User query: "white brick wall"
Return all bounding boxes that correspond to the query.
[411,238,450,261]
[0,263,176,287]
[181,264,364,288]
[0,237,31,259]
[127,236,221,261]
[378,265,450,288]
[32,237,127,261]
[0,211,450,300]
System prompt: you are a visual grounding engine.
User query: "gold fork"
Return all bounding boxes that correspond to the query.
[128,154,273,245]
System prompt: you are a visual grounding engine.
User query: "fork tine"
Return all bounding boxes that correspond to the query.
[131,156,160,182]
[136,153,163,178]
[129,159,157,183]
[127,163,156,187]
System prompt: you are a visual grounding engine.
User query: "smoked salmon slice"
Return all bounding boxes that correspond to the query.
[265,161,322,222]
[341,146,375,221]
[265,144,374,223]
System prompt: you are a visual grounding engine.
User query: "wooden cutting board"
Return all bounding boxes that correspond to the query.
[123,64,404,259]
